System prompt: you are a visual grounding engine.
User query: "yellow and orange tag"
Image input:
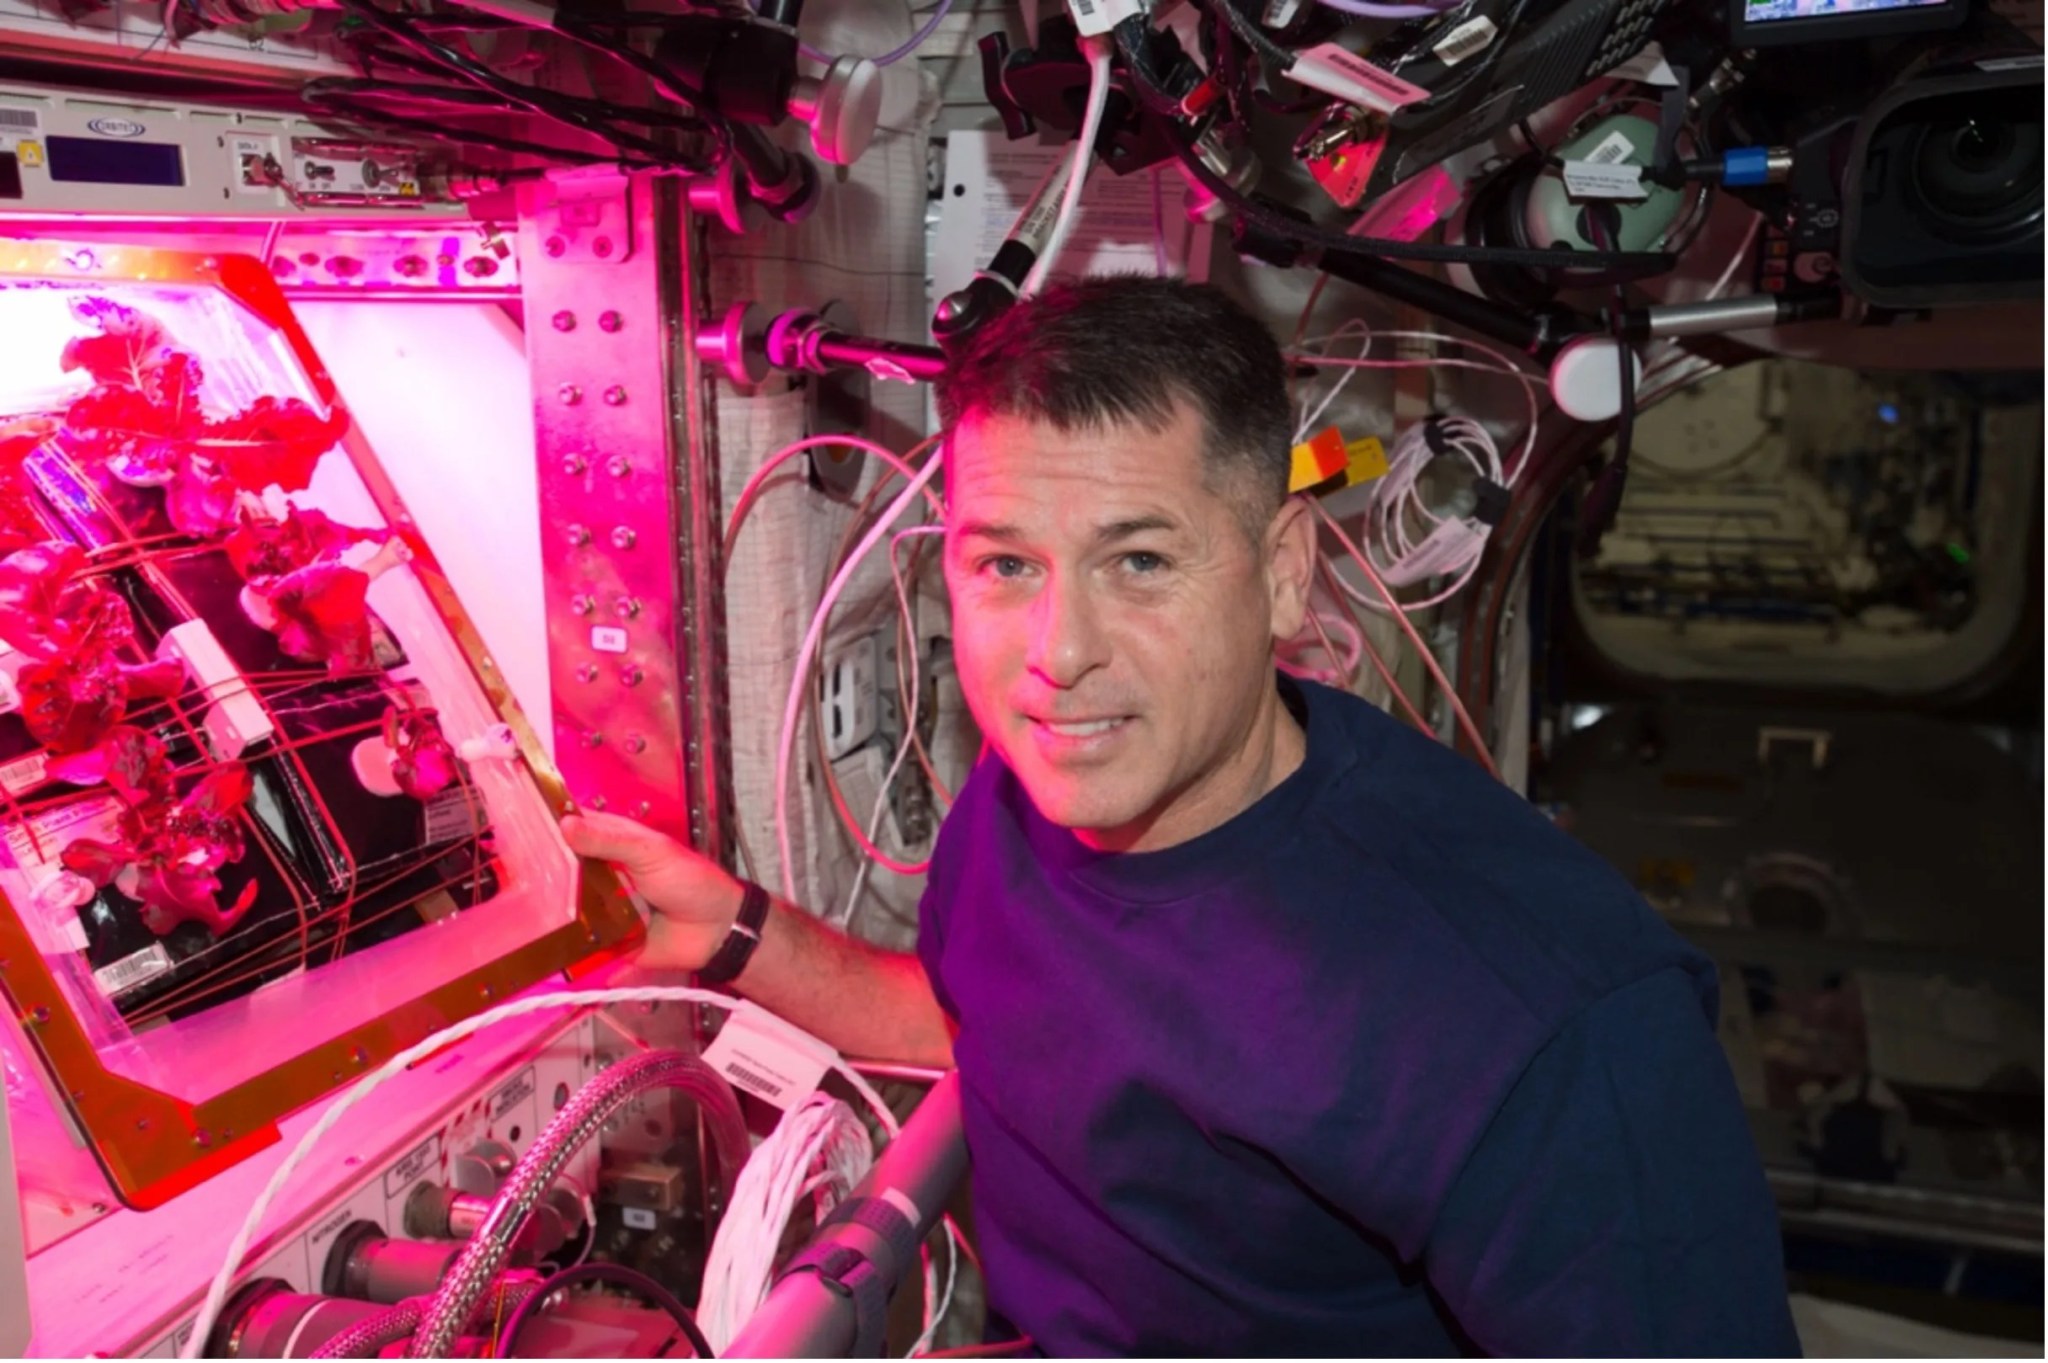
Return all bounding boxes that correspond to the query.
[1290,427,1390,495]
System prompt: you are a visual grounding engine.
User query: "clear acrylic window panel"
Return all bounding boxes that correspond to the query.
[0,265,595,1115]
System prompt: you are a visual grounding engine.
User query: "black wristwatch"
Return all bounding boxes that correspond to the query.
[697,879,771,986]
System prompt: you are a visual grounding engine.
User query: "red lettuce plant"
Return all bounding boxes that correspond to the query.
[0,543,185,753]
[384,703,456,800]
[50,725,258,936]
[58,298,349,535]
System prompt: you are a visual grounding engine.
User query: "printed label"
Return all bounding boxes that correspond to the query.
[1585,130,1637,166]
[1432,16,1498,65]
[87,116,147,138]
[1562,160,1648,200]
[94,943,172,998]
[0,107,40,132]
[701,1001,835,1114]
[589,626,628,655]
[0,750,48,795]
[383,1133,441,1198]
[422,787,482,847]
[2,794,122,870]
[1299,44,1431,112]
[622,1206,658,1230]
[490,1067,536,1123]
[14,141,40,169]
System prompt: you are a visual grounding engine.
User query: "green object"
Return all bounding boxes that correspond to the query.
[1523,114,1685,254]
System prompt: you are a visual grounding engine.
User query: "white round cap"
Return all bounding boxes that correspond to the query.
[806,55,882,166]
[1548,335,1645,423]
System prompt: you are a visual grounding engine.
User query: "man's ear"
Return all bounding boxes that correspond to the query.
[1265,496,1316,645]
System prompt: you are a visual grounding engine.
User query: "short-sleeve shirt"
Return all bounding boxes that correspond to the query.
[917,675,1799,1356]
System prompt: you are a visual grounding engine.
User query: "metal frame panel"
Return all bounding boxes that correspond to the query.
[517,172,731,857]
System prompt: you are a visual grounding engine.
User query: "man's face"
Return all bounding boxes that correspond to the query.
[944,401,1310,852]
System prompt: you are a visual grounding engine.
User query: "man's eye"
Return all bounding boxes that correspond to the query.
[982,555,1028,579]
[1123,551,1168,574]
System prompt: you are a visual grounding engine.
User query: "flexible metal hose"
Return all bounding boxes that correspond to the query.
[408,1050,749,1357]
[310,1279,540,1359]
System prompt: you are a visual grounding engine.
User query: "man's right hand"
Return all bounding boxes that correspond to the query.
[561,810,744,972]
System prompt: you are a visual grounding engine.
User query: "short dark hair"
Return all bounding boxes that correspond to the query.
[934,275,1293,531]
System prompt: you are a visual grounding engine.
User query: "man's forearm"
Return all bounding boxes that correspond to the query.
[730,896,955,1068]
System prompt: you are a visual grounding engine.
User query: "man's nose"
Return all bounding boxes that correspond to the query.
[1025,573,1109,689]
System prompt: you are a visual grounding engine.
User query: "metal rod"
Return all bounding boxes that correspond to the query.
[811,332,948,382]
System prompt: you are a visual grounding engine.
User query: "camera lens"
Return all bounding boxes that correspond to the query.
[1906,89,2044,242]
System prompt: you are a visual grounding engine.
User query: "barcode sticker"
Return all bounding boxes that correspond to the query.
[0,750,48,796]
[1297,44,1432,113]
[421,786,482,847]
[94,943,173,999]
[1432,16,1498,66]
[1562,159,1648,200]
[701,1001,835,1113]
[0,107,39,132]
[1586,130,1636,165]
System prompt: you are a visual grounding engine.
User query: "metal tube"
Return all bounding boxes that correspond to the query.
[725,1072,969,1358]
[1624,291,1845,339]
[811,332,948,382]
[409,1052,750,1357]
[1769,1168,2043,1247]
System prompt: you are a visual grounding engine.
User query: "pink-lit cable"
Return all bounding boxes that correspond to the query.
[837,525,946,920]
[1314,559,1430,735]
[1309,499,1502,782]
[776,450,947,899]
[725,435,945,567]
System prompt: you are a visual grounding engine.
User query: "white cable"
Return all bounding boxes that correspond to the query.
[1292,319,1374,445]
[776,451,947,901]
[184,986,903,1359]
[1022,35,1113,296]
[1288,331,1545,615]
[699,1093,875,1353]
[837,526,945,927]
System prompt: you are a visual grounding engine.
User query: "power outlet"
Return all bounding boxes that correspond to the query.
[820,634,881,761]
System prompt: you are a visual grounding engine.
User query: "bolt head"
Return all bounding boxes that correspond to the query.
[570,594,595,616]
[583,731,605,748]
[545,236,567,257]
[610,526,637,550]
[603,386,628,407]
[624,735,647,754]
[614,596,641,619]
[561,453,587,476]
[590,795,609,811]
[567,524,592,547]
[593,236,614,258]
[552,310,577,332]
[606,455,632,478]
[599,311,624,332]
[559,384,583,406]
[620,665,644,687]
[575,663,600,683]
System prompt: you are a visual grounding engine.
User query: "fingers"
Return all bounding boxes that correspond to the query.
[560,809,677,874]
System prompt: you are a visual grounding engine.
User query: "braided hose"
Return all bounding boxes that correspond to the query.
[408,1051,749,1357]
[310,1279,540,1359]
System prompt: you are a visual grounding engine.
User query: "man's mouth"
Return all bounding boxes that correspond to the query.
[1037,717,1129,737]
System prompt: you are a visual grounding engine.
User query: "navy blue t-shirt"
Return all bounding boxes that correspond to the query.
[917,677,1799,1357]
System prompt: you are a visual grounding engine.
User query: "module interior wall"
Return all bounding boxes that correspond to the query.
[709,0,938,945]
